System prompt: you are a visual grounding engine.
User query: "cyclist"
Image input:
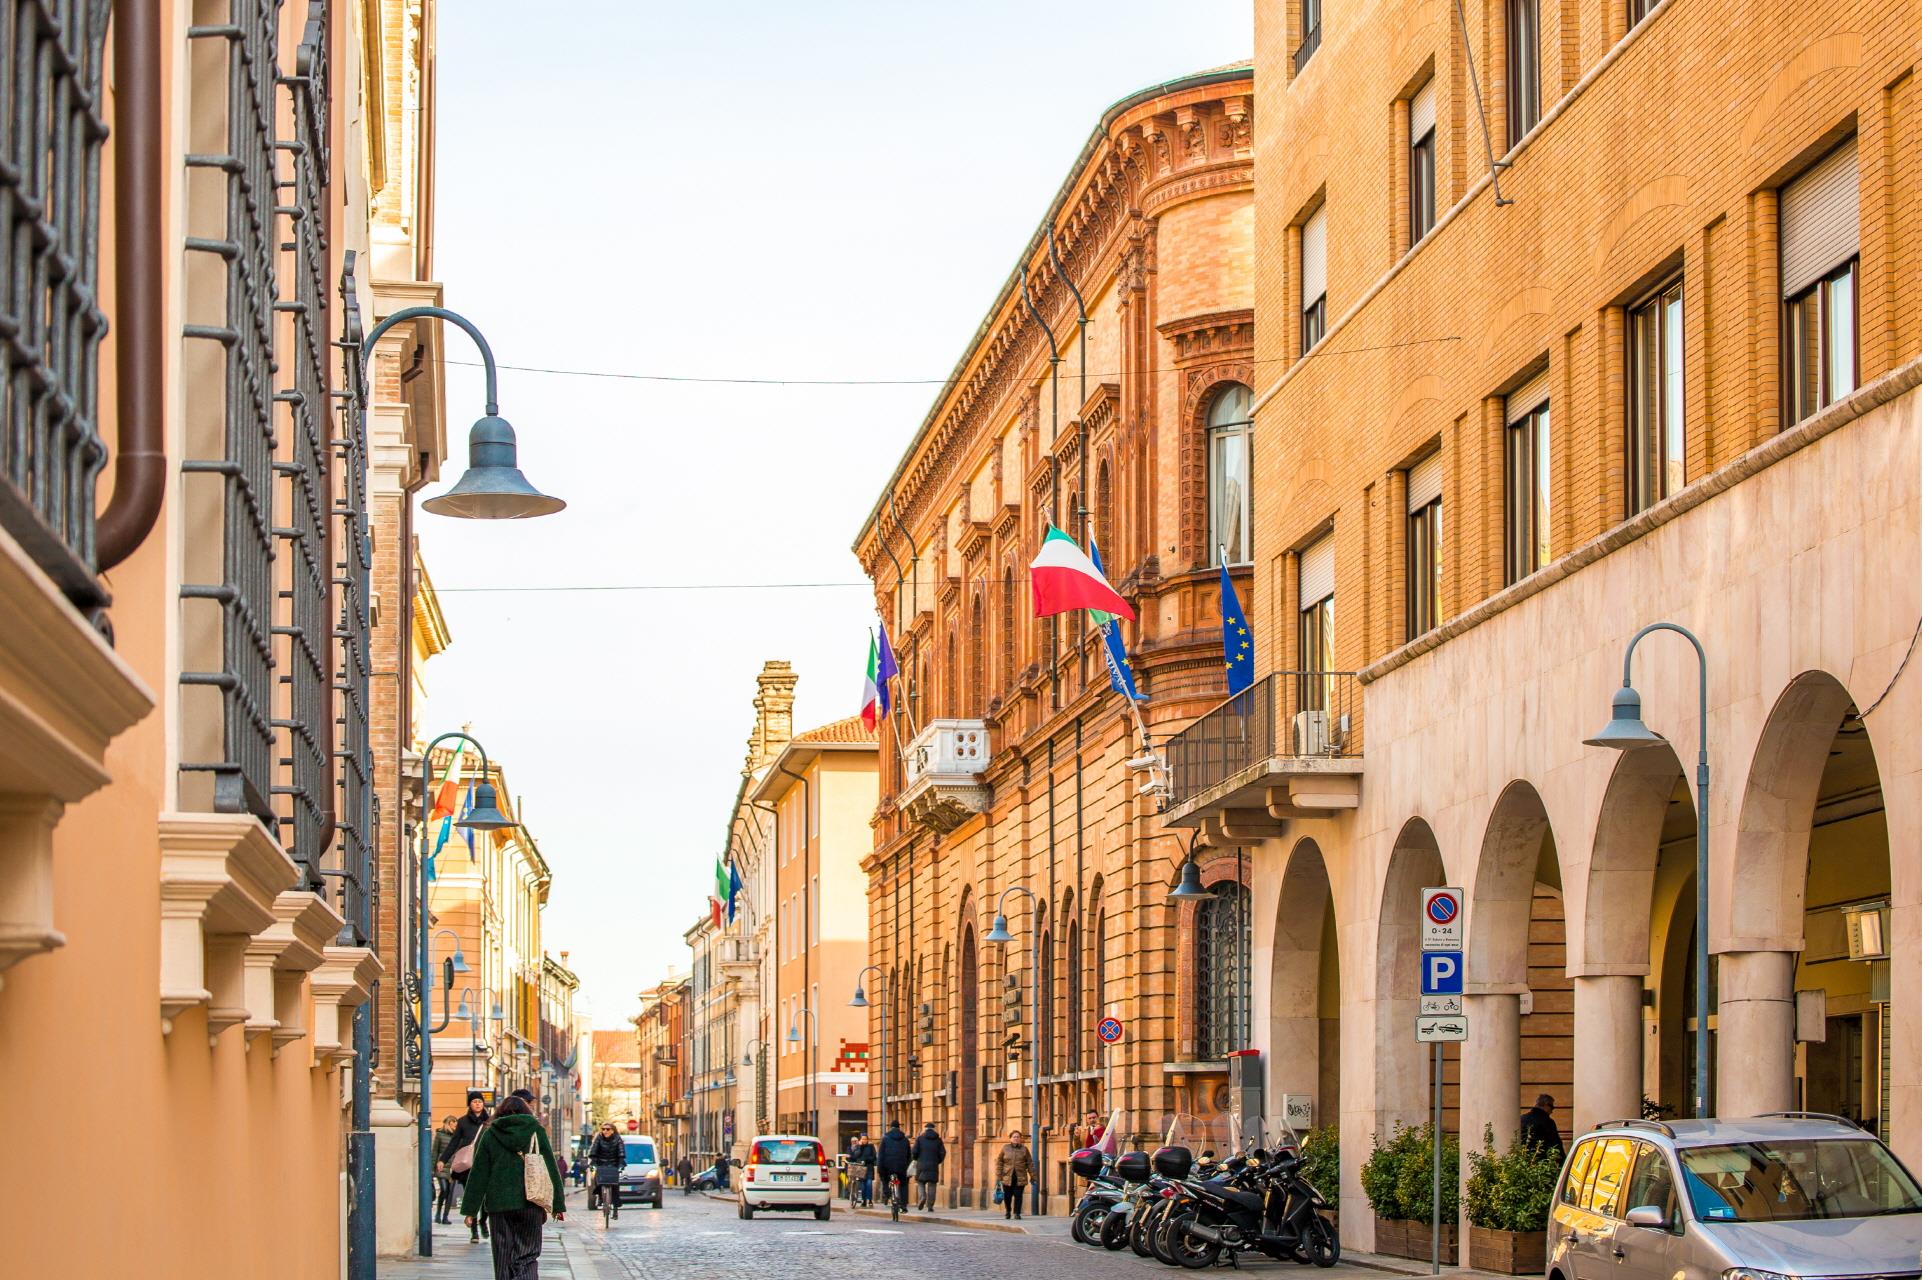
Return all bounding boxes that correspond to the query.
[876,1120,911,1217]
[587,1123,627,1220]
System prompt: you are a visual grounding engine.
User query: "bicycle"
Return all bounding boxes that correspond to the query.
[887,1172,908,1222]
[591,1169,622,1228]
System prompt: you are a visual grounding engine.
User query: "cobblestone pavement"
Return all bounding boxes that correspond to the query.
[552,1189,1398,1280]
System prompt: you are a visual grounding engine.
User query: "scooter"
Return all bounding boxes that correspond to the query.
[1068,1147,1127,1245]
[1176,1149,1339,1268]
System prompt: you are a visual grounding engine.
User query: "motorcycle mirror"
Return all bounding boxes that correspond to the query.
[1201,1149,1216,1160]
[1251,1149,1269,1162]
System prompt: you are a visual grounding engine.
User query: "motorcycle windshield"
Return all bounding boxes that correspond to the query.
[1092,1108,1126,1156]
[1161,1112,1235,1164]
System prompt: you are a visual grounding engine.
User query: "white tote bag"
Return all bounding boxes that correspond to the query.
[522,1133,554,1211]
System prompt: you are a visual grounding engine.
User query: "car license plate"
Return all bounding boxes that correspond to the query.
[774,1172,803,1182]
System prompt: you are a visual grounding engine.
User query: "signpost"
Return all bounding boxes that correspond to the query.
[1097,1016,1124,1130]
[1419,887,1465,1276]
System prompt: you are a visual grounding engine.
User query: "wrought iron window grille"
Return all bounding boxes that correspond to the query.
[0,0,114,613]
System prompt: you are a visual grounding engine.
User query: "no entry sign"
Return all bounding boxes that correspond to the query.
[1097,1017,1125,1044]
[1421,886,1464,950]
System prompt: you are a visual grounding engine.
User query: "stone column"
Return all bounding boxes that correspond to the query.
[1716,951,1796,1116]
[1462,993,1522,1150]
[1572,975,1644,1134]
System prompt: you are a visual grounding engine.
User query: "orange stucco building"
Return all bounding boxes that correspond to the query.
[0,1,446,1275]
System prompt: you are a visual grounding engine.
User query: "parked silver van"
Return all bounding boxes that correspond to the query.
[1549,1114,1922,1280]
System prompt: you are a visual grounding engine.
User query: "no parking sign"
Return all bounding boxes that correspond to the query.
[1097,1017,1124,1044]
[1421,886,1464,950]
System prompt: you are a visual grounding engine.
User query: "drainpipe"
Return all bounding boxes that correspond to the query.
[775,760,815,1135]
[1049,227,1092,691]
[1020,265,1062,710]
[96,0,165,571]
[887,491,921,737]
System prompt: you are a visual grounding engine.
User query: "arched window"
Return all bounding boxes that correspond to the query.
[1040,927,1055,1076]
[969,593,986,711]
[1067,919,1083,1070]
[1208,384,1254,565]
[1096,460,1113,561]
[1196,880,1251,1059]
[1000,560,1016,688]
[944,629,958,717]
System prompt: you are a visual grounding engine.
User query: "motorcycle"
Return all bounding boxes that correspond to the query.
[1173,1122,1338,1268]
[1069,1109,1128,1245]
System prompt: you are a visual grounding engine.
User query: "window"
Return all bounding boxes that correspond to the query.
[1301,206,1328,353]
[1406,454,1443,638]
[1506,0,1540,144]
[1196,881,1251,1058]
[1587,1138,1636,1217]
[1678,1138,1922,1222]
[1295,0,1322,71]
[1298,533,1335,712]
[1629,0,1659,27]
[1504,373,1551,582]
[1781,143,1860,425]
[1621,1143,1679,1224]
[1627,278,1686,511]
[1409,79,1437,245]
[811,875,819,945]
[1208,383,1254,565]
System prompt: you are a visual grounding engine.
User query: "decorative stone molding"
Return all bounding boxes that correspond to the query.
[0,526,155,985]
[157,814,300,1037]
[247,890,343,1052]
[310,945,383,1066]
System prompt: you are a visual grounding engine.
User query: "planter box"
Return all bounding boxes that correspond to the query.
[1373,1215,1457,1264]
[1469,1226,1546,1274]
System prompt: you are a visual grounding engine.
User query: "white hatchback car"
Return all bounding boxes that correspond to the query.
[737,1135,832,1220]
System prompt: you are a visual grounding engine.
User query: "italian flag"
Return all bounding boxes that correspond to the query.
[429,740,468,823]
[861,632,882,730]
[1030,525,1135,621]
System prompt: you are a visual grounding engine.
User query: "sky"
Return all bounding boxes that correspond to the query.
[422,0,1252,1027]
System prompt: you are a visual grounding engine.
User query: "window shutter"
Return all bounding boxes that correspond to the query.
[1407,452,1443,511]
[1410,79,1437,142]
[1300,206,1327,305]
[1780,142,1859,297]
[1298,534,1334,606]
[1506,369,1550,422]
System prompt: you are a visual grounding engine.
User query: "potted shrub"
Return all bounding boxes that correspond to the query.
[1361,1123,1458,1262]
[1297,1125,1341,1226]
[1465,1126,1563,1274]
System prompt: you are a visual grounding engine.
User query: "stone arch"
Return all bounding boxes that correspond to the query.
[1585,743,1688,971]
[1727,670,1858,948]
[1272,837,1341,1131]
[1467,780,1562,989]
[1376,818,1447,1132]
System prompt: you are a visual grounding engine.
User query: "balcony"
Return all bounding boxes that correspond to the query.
[897,719,991,834]
[1160,672,1364,837]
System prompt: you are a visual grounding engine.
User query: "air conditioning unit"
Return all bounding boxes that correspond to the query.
[1293,709,1330,756]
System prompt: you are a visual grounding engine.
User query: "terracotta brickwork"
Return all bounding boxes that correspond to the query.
[852,66,1260,1211]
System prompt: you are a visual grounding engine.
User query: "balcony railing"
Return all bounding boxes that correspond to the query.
[1165,671,1360,808]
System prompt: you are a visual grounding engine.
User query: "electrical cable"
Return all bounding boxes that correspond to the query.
[1857,611,1922,718]
[433,333,1460,389]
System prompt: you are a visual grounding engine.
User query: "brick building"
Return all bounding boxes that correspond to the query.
[851,65,1260,1210]
[1149,0,1922,1254]
[635,976,690,1163]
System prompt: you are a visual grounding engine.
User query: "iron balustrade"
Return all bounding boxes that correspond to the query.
[0,0,113,612]
[329,251,373,944]
[1164,670,1361,806]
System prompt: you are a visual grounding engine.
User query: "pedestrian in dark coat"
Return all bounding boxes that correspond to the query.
[911,1124,947,1211]
[449,1092,492,1241]
[459,1096,564,1280]
[995,1131,1035,1220]
[432,1116,460,1224]
[877,1121,911,1208]
[675,1154,694,1193]
[1520,1094,1566,1160]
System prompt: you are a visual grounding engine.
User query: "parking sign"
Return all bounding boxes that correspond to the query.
[1420,950,1463,995]
[1421,886,1464,950]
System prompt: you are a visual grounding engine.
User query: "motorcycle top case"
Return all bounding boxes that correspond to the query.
[1151,1145,1193,1180]
[1069,1148,1106,1181]
[1114,1151,1153,1183]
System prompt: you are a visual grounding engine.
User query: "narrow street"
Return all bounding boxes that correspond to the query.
[379,1192,1392,1280]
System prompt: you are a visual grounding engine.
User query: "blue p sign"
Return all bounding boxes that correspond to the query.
[1420,951,1463,996]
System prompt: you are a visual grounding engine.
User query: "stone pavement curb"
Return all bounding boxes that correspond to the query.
[846,1204,1033,1233]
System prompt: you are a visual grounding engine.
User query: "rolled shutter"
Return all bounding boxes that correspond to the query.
[1410,79,1437,142]
[1300,206,1327,305]
[1298,534,1334,606]
[1407,452,1443,511]
[1780,142,1859,297]
[1506,369,1550,422]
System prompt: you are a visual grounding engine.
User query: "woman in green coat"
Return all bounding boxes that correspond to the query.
[458,1095,566,1277]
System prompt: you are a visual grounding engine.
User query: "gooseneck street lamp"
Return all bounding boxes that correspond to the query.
[1584,621,1711,1118]
[787,1005,822,1136]
[985,884,1042,1216]
[851,965,887,1134]
[360,306,564,521]
[415,732,515,1256]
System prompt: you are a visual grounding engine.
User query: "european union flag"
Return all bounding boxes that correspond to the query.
[1089,539,1146,702]
[1220,562,1254,695]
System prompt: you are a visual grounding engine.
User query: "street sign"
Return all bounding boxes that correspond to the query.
[1097,1017,1125,1044]
[1420,994,1464,1016]
[1416,1015,1469,1042]
[1420,950,1463,995]
[1422,886,1464,950]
